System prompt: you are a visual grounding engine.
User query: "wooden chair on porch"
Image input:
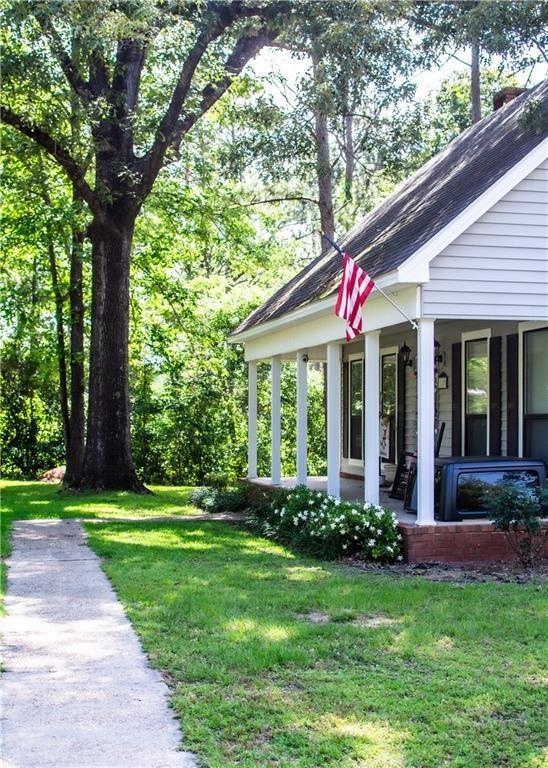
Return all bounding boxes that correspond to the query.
[389,422,445,502]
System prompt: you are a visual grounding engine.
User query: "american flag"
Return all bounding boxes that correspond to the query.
[335,252,375,341]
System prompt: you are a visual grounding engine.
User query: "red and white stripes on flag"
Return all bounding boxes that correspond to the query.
[335,252,375,341]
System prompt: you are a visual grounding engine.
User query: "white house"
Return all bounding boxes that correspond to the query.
[229,82,548,561]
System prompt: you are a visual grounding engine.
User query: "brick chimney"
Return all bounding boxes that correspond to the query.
[493,86,527,111]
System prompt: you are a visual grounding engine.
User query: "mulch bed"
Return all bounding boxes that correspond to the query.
[344,556,548,584]
[38,466,66,483]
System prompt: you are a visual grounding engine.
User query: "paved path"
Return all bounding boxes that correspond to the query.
[85,511,243,524]
[1,519,196,768]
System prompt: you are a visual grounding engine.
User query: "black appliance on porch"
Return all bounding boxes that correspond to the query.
[401,456,546,522]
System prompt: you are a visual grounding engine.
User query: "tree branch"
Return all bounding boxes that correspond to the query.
[138,10,239,197]
[231,195,318,208]
[33,14,92,103]
[1,107,100,215]
[533,38,548,63]
[112,39,147,117]
[110,38,148,160]
[89,48,110,99]
[174,27,279,148]
[138,25,279,201]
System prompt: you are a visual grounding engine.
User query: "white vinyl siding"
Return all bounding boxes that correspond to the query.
[404,356,417,455]
[422,158,548,320]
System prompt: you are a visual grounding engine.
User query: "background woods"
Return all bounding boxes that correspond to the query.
[1,0,546,489]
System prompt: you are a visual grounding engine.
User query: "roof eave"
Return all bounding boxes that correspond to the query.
[228,269,408,344]
[231,131,548,346]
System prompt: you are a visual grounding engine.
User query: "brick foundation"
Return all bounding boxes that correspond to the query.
[399,522,531,564]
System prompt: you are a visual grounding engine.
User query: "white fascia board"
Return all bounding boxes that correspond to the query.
[398,137,548,283]
[241,286,419,361]
[228,295,335,345]
[228,269,404,346]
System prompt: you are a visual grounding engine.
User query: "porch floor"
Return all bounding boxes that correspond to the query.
[249,476,489,527]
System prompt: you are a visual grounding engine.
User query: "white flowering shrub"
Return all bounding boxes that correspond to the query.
[258,485,402,561]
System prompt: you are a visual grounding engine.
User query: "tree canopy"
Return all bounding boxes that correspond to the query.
[1,0,545,488]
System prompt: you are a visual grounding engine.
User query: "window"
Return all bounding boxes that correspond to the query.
[456,469,539,513]
[524,327,548,460]
[463,334,489,455]
[381,352,397,462]
[349,358,363,460]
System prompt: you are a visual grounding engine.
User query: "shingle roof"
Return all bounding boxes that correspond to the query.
[234,80,548,335]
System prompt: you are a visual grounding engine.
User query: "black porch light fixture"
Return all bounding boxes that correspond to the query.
[434,339,445,365]
[438,371,449,389]
[400,341,413,367]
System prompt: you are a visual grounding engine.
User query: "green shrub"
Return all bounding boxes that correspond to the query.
[189,485,248,513]
[485,481,547,567]
[248,485,401,561]
[203,471,238,491]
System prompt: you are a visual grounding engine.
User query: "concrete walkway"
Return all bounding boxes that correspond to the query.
[1,519,196,768]
[85,511,244,524]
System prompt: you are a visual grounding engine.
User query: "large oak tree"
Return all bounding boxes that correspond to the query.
[1,0,299,491]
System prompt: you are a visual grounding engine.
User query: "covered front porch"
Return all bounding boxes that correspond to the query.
[238,308,547,562]
[245,298,443,528]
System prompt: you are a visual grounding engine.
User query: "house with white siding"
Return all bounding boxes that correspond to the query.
[229,82,548,562]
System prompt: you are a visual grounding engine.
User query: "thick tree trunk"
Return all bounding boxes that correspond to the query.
[77,211,147,492]
[312,49,335,252]
[65,41,87,486]
[64,186,86,486]
[470,40,482,124]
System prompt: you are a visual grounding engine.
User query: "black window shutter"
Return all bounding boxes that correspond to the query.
[489,336,502,456]
[397,347,406,458]
[506,333,519,456]
[342,361,349,459]
[451,342,462,455]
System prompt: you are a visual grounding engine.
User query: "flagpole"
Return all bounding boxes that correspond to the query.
[370,284,418,330]
[322,233,418,331]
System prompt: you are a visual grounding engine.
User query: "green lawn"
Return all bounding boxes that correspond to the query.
[0,480,198,559]
[2,482,547,767]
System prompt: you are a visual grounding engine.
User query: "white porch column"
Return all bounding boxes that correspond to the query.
[364,330,381,505]
[326,342,341,498]
[271,355,282,485]
[296,350,308,485]
[416,318,435,525]
[247,360,258,479]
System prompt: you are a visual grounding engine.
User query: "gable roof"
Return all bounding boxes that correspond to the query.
[234,80,548,336]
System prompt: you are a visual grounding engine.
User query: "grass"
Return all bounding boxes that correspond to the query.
[0,479,199,559]
[0,480,199,597]
[87,524,547,768]
[2,482,547,767]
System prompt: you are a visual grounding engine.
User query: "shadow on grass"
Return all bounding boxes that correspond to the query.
[0,480,199,560]
[84,519,547,768]
[1,480,195,516]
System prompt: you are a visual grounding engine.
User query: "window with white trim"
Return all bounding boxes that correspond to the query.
[523,326,548,461]
[462,330,490,456]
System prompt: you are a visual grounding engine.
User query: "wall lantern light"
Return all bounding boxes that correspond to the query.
[400,342,413,367]
[438,371,449,389]
[434,339,445,366]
